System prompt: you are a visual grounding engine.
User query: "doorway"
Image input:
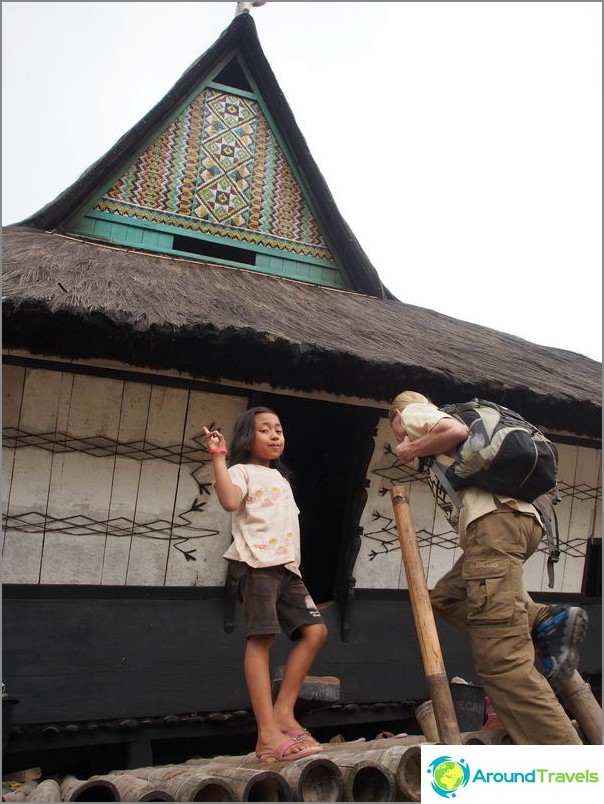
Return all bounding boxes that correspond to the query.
[250,392,381,604]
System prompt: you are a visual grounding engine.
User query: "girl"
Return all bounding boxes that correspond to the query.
[203,407,328,762]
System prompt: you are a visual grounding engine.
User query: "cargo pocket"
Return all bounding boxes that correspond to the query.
[462,558,514,626]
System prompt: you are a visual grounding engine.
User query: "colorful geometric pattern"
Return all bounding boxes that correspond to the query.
[94,88,333,262]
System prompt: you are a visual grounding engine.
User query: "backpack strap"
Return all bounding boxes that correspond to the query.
[533,497,560,589]
[422,456,465,509]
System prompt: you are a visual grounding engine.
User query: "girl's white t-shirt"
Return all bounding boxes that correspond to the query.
[221,463,301,576]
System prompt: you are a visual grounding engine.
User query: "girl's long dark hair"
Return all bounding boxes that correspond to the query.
[229,406,291,479]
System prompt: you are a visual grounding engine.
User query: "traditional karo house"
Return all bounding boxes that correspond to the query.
[2,7,601,774]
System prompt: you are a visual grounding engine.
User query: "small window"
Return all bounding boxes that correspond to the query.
[172,235,255,266]
[212,59,252,92]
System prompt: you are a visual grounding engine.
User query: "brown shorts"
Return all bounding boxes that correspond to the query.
[229,562,324,639]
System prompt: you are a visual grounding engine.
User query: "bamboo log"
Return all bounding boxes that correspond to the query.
[59,775,120,802]
[318,735,428,751]
[2,782,38,802]
[187,753,343,801]
[415,700,440,742]
[187,766,291,802]
[124,765,290,802]
[556,670,602,745]
[157,773,234,802]
[264,756,342,802]
[368,746,421,802]
[390,486,462,744]
[2,787,38,803]
[346,761,396,802]
[308,743,422,800]
[22,780,62,802]
[163,773,234,802]
[319,750,396,802]
[96,774,175,801]
[461,729,513,745]
[112,766,182,782]
[110,766,234,800]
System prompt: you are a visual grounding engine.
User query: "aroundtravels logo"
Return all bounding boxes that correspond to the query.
[427,756,471,798]
[423,748,601,802]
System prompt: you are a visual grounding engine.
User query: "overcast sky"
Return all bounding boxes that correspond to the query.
[2,1,601,361]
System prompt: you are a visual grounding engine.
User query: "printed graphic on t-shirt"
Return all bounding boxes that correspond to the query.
[248,482,296,557]
[248,485,288,508]
[251,531,294,556]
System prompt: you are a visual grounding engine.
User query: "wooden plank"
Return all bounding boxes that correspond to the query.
[101,381,152,585]
[164,390,247,586]
[2,364,25,520]
[2,369,68,584]
[40,374,123,584]
[125,385,189,586]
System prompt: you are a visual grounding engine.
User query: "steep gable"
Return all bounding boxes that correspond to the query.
[19,13,387,297]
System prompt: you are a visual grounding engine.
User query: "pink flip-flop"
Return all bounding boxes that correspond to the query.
[258,735,322,762]
[287,727,320,745]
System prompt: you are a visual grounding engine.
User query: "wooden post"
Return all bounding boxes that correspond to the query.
[556,670,602,745]
[390,486,462,744]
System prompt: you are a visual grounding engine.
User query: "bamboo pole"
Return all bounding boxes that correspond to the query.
[390,485,462,744]
[318,735,428,751]
[556,670,602,745]
[461,728,513,745]
[187,757,338,801]
[95,774,175,802]
[21,780,61,802]
[59,776,120,802]
[312,742,422,800]
[321,750,396,802]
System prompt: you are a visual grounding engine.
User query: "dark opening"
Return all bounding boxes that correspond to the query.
[249,392,381,604]
[582,535,602,597]
[172,235,256,265]
[212,59,253,92]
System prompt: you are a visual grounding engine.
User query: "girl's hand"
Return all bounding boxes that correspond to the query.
[203,426,227,454]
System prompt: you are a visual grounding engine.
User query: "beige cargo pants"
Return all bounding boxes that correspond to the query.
[430,508,582,744]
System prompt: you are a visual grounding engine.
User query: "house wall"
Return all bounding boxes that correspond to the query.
[354,418,602,595]
[3,363,600,595]
[2,364,244,586]
[2,360,601,731]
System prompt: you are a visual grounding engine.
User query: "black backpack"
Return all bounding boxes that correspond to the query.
[435,399,558,502]
[424,399,560,587]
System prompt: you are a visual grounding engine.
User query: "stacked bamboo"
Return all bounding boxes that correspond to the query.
[2,737,421,802]
[3,730,524,802]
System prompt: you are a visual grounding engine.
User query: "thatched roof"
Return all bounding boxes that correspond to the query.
[2,226,601,437]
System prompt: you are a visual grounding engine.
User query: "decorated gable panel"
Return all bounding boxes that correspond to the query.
[91,88,335,266]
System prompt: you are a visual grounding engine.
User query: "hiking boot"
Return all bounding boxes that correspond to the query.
[533,604,589,687]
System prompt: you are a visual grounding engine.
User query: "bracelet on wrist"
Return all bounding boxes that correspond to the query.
[209,447,227,456]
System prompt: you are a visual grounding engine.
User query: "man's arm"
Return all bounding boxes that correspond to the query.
[395,417,468,464]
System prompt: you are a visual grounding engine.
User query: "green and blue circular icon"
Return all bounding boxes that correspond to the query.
[427,756,470,798]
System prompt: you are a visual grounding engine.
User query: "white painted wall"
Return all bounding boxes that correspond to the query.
[354,415,602,594]
[2,365,600,593]
[2,365,246,586]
